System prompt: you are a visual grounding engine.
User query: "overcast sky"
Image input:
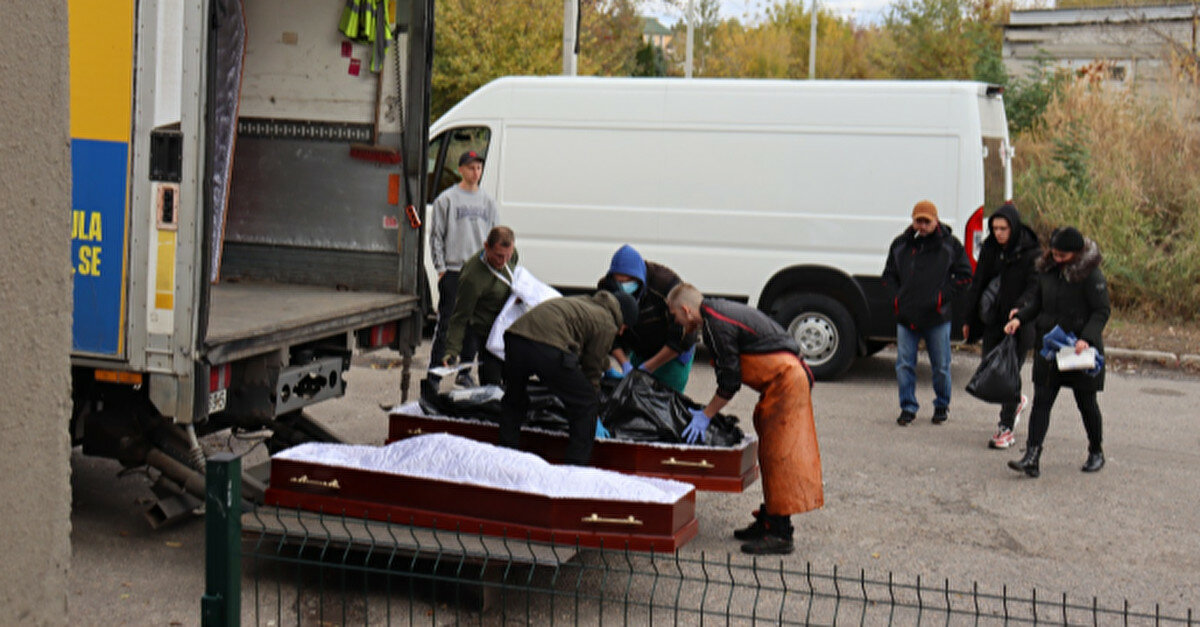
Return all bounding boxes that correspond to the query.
[643,0,894,27]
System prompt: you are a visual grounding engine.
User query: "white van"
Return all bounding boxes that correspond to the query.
[426,77,1011,378]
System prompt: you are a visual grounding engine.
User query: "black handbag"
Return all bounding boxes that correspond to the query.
[978,275,1002,325]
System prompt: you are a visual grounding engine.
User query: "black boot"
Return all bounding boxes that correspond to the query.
[733,504,767,541]
[1007,445,1042,478]
[1082,447,1105,473]
[741,515,794,555]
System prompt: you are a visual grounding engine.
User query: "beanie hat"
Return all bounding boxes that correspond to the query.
[607,244,647,285]
[612,289,640,327]
[1050,226,1085,252]
[912,200,938,222]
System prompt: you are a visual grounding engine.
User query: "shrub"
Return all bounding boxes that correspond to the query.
[1013,74,1200,320]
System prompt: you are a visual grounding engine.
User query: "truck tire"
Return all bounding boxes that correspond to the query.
[770,293,857,380]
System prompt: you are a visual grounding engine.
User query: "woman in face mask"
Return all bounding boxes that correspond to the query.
[1003,226,1110,478]
[597,244,698,393]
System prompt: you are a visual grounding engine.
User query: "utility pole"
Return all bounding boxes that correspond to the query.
[563,0,578,75]
[685,0,695,78]
[808,0,818,79]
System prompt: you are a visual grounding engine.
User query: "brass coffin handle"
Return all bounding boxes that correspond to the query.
[407,428,424,436]
[661,457,715,469]
[289,475,341,491]
[581,513,644,526]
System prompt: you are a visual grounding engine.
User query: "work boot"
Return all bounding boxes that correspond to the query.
[733,504,767,541]
[1007,445,1042,478]
[1081,447,1105,473]
[741,514,794,555]
[932,406,949,424]
[896,410,916,426]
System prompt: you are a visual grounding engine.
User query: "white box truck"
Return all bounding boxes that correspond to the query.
[69,0,434,524]
[425,77,1011,379]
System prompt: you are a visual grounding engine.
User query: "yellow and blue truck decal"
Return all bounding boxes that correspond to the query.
[69,0,135,356]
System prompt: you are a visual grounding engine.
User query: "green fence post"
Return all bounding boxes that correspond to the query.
[202,453,242,626]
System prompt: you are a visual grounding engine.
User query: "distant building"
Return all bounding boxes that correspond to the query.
[643,16,673,51]
[1004,4,1199,93]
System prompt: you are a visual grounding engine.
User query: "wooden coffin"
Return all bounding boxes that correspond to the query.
[386,402,759,492]
[264,436,698,553]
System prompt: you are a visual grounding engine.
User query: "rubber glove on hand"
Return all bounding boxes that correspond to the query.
[595,420,611,439]
[604,367,625,380]
[620,361,634,376]
[682,408,710,444]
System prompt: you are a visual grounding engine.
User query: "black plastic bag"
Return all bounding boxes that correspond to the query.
[966,334,1021,404]
[599,371,744,447]
[419,373,744,447]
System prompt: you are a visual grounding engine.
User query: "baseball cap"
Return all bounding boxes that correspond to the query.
[458,150,484,166]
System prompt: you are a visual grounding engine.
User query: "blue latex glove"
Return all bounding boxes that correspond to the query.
[682,408,710,444]
[595,420,611,439]
[604,366,624,380]
[620,361,634,376]
[676,346,697,365]
[637,362,650,372]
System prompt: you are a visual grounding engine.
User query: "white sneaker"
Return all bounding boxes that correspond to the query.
[989,426,1016,449]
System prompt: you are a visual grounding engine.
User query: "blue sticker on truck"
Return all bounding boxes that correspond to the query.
[71,138,129,355]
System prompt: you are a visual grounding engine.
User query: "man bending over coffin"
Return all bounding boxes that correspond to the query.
[666,283,824,555]
[500,290,639,466]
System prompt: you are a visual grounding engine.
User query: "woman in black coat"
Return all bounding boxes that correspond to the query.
[1003,226,1110,478]
[962,203,1042,449]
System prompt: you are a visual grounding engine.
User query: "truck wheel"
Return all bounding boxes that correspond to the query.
[770,293,857,380]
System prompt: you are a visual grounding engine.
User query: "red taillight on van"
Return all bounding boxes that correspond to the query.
[964,205,986,272]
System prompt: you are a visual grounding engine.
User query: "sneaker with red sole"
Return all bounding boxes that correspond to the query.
[989,426,1016,449]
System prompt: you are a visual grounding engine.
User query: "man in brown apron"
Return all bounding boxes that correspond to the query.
[666,283,823,555]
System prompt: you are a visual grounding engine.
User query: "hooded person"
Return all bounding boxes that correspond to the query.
[667,283,823,556]
[1004,226,1110,478]
[499,290,638,466]
[962,203,1042,449]
[597,245,699,393]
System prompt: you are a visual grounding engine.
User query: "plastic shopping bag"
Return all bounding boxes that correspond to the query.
[966,334,1021,404]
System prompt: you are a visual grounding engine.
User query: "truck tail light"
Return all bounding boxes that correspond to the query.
[209,364,231,392]
[363,322,397,348]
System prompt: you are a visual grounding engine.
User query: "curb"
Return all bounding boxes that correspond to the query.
[957,344,1200,372]
[1106,347,1200,372]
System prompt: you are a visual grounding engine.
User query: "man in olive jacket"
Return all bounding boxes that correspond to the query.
[500,290,639,465]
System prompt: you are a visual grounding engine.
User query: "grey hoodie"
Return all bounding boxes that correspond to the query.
[429,185,498,273]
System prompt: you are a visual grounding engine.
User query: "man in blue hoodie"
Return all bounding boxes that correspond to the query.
[597,245,698,393]
[882,200,973,426]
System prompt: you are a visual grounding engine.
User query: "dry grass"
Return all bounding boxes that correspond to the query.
[1012,68,1200,321]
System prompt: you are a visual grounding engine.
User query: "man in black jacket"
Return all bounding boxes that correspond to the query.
[882,200,973,426]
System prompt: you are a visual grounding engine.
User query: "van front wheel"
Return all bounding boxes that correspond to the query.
[770,294,856,380]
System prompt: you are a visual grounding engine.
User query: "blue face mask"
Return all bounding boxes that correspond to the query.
[619,281,639,295]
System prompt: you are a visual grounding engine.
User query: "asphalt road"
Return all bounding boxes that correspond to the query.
[68,342,1200,624]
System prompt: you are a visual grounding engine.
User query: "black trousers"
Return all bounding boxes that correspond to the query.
[1025,376,1103,452]
[430,270,477,367]
[464,329,504,386]
[501,333,598,465]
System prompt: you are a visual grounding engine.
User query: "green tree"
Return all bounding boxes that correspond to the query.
[877,0,1011,81]
[633,39,668,76]
[432,0,642,118]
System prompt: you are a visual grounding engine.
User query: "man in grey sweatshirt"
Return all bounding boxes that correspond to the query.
[429,150,499,379]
